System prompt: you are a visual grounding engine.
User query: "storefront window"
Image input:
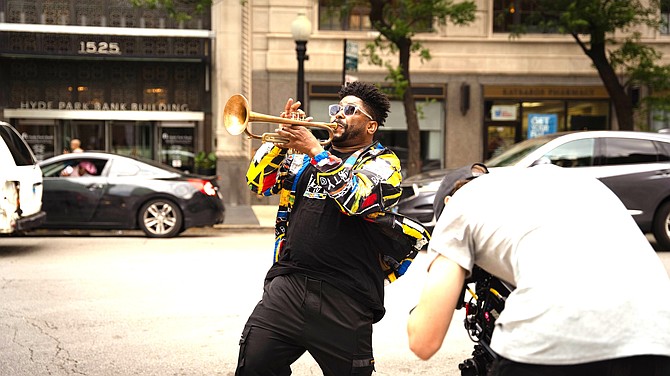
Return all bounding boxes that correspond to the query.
[311,97,443,174]
[160,126,195,172]
[111,121,153,159]
[567,101,609,131]
[487,125,516,160]
[15,122,56,161]
[65,120,105,152]
[521,100,564,136]
[485,98,610,159]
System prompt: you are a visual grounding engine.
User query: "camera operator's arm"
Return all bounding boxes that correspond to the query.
[407,254,467,360]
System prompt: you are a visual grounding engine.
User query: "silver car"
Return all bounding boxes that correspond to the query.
[397,131,670,249]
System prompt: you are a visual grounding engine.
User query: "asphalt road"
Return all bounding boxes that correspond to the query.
[1,228,668,376]
[0,229,473,376]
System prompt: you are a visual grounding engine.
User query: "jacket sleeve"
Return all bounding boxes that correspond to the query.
[312,148,402,215]
[246,142,289,196]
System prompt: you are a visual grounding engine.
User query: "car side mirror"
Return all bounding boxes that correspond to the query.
[531,157,553,167]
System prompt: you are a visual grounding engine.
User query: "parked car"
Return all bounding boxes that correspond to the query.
[396,130,670,249]
[0,121,46,234]
[38,152,225,238]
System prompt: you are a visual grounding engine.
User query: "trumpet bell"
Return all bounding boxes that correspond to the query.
[222,94,337,146]
[223,94,249,136]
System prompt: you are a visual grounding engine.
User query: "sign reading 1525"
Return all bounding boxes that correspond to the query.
[79,41,121,55]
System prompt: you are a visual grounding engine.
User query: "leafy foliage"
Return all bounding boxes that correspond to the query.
[130,0,212,21]
[194,151,217,169]
[508,0,670,130]
[361,0,476,97]
[338,0,476,176]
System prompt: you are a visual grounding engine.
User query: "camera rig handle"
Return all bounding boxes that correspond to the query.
[457,266,514,376]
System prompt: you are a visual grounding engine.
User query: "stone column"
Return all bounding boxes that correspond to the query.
[211,0,252,205]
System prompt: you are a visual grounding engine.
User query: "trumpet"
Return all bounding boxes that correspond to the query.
[223,94,337,146]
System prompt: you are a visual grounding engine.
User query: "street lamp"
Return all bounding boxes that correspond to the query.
[291,11,312,105]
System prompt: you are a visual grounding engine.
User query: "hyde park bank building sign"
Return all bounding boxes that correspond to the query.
[6,100,204,122]
[20,100,190,112]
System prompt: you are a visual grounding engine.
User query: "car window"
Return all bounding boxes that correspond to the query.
[655,141,670,161]
[541,138,595,167]
[108,158,172,177]
[109,158,142,177]
[602,138,659,165]
[42,158,107,177]
[0,124,36,166]
[486,136,557,167]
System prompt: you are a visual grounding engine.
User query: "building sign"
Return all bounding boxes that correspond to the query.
[161,128,195,170]
[19,126,55,162]
[0,33,208,60]
[484,85,610,99]
[19,101,190,112]
[527,113,558,138]
[491,105,518,121]
[79,41,122,55]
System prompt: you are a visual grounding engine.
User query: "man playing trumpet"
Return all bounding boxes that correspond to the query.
[235,81,429,375]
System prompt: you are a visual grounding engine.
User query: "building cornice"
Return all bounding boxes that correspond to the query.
[0,22,214,39]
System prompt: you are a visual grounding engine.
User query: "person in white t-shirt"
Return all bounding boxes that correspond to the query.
[407,163,670,375]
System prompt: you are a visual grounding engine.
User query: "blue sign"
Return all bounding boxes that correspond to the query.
[527,113,558,138]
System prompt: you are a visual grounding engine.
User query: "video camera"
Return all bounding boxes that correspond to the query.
[456,266,513,376]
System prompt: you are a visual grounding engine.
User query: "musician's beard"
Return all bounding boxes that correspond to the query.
[331,120,365,147]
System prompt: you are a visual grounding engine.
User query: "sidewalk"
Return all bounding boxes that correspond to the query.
[216,205,276,230]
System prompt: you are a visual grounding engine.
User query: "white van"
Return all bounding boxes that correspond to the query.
[0,121,46,234]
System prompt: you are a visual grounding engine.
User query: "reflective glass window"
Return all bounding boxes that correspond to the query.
[542,138,595,167]
[603,138,659,165]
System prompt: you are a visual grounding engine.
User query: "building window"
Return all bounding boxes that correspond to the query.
[1,0,210,30]
[661,0,670,35]
[319,1,372,31]
[493,0,558,33]
[318,1,433,32]
[310,85,445,174]
[651,107,670,131]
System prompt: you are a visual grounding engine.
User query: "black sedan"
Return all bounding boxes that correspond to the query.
[38,152,225,238]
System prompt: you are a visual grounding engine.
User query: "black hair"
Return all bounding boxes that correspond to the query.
[338,81,390,126]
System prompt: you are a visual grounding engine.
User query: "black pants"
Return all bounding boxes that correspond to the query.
[235,274,375,376]
[491,355,670,376]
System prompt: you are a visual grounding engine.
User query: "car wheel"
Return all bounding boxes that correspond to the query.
[138,199,183,238]
[652,201,670,250]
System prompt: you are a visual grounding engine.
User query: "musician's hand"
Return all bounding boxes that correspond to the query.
[279,98,305,123]
[276,98,323,157]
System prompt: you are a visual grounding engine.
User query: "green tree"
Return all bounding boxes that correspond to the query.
[129,0,211,21]
[362,0,476,176]
[509,0,670,131]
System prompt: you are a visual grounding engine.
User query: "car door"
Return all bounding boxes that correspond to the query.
[41,158,108,225]
[593,137,670,230]
[89,157,150,226]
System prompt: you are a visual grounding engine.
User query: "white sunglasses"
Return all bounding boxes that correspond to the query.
[328,104,373,120]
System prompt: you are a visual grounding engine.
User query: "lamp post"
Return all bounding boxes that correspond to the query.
[291,11,311,105]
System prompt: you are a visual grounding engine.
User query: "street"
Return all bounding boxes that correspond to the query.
[0,229,473,376]
[1,229,669,376]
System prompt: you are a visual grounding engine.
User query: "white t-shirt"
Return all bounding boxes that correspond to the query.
[429,165,670,365]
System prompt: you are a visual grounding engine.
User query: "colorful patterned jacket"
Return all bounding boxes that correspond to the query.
[246,141,430,283]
